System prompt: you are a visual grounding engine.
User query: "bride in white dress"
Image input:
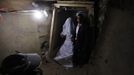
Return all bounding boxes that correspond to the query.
[54,17,74,68]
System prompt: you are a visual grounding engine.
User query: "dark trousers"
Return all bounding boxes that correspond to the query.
[72,41,90,67]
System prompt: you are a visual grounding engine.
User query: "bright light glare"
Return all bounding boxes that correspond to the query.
[33,10,43,19]
[33,10,48,20]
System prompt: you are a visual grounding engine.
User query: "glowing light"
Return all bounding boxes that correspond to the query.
[33,10,43,19]
[33,10,48,20]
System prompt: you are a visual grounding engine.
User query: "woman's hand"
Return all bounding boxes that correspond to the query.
[60,34,66,38]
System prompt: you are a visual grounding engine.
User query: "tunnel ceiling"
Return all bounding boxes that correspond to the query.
[1,0,134,12]
[0,0,95,12]
[0,0,33,11]
[0,0,56,12]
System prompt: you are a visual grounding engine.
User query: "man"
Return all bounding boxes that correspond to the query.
[72,11,91,68]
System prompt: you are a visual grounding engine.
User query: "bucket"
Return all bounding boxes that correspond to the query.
[0,53,41,74]
[18,53,41,70]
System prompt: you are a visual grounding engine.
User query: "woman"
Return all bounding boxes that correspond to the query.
[54,16,75,68]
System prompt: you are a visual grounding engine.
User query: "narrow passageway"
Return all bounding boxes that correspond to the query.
[0,0,134,75]
[40,7,134,75]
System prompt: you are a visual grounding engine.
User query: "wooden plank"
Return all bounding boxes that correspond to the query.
[54,3,93,10]
[57,1,94,4]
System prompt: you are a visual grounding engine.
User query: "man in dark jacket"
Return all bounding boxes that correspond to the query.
[72,11,91,68]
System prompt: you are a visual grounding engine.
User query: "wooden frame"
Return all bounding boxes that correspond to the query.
[47,1,94,60]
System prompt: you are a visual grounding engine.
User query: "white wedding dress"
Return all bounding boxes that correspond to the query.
[54,17,74,68]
